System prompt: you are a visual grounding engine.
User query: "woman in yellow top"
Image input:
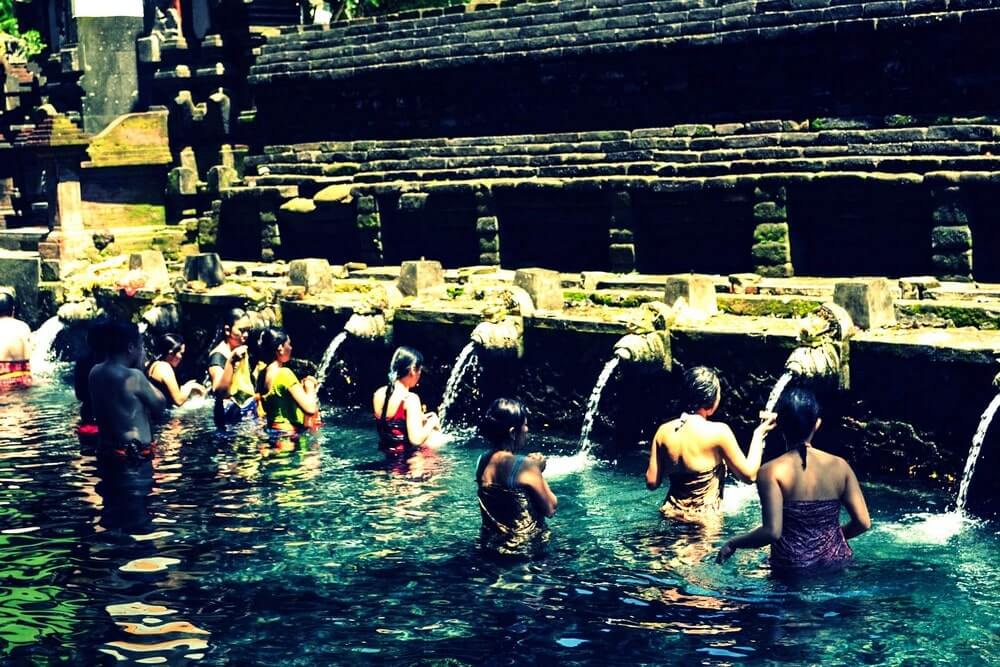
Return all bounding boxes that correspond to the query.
[208,308,257,427]
[257,327,319,434]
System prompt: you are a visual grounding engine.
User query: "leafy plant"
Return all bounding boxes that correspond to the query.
[0,0,45,60]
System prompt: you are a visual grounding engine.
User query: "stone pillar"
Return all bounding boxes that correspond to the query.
[751,186,792,277]
[931,188,973,282]
[664,274,718,314]
[398,260,444,297]
[73,0,146,133]
[475,187,500,266]
[514,268,563,311]
[355,194,383,265]
[608,191,636,273]
[833,278,896,330]
[259,205,280,263]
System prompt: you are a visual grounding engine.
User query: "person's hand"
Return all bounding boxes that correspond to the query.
[302,376,318,393]
[424,413,440,430]
[230,345,248,364]
[526,452,547,472]
[716,541,736,564]
[754,412,777,436]
[183,380,206,396]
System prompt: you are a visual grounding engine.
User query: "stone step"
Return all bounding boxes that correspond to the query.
[251,3,991,84]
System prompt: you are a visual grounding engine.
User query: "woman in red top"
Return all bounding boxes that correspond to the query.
[372,346,441,457]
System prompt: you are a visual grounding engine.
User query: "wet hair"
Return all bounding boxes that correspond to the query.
[104,320,142,356]
[0,292,13,317]
[682,366,721,413]
[481,398,528,447]
[217,308,248,343]
[387,346,423,387]
[246,327,268,368]
[775,387,821,469]
[259,327,290,362]
[152,333,184,361]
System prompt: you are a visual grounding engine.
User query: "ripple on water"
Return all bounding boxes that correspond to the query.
[118,557,181,574]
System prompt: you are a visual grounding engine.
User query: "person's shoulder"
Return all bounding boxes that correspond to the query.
[277,366,298,383]
[706,420,736,439]
[758,454,792,480]
[15,319,30,334]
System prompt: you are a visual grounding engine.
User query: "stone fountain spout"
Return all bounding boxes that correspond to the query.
[613,331,672,373]
[470,316,523,358]
[344,311,391,344]
[783,302,855,390]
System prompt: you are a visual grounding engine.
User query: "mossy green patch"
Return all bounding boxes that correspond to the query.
[719,296,821,318]
[901,304,1000,330]
[589,291,658,308]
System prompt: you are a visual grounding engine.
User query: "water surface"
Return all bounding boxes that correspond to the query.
[1,380,997,664]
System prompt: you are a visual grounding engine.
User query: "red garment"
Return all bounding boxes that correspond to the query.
[0,360,31,389]
[375,401,410,455]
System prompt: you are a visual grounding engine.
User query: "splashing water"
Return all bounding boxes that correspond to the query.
[764,371,794,413]
[577,356,622,455]
[315,331,348,389]
[956,392,1000,512]
[438,342,478,427]
[29,316,65,376]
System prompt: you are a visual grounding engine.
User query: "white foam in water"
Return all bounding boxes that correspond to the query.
[315,331,348,389]
[957,392,1000,512]
[29,316,65,376]
[578,356,621,454]
[880,511,970,545]
[721,481,760,515]
[543,452,593,478]
[438,341,478,427]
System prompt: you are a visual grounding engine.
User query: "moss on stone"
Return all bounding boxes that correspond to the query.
[901,304,1000,330]
[447,286,465,299]
[885,114,917,127]
[564,290,589,303]
[357,213,380,230]
[719,296,821,318]
[589,291,658,308]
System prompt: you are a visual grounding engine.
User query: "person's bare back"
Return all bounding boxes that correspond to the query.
[0,317,30,362]
[88,321,166,453]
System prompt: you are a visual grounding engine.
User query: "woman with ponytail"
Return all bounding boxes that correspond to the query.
[646,366,775,523]
[256,328,319,436]
[372,346,441,457]
[717,387,871,571]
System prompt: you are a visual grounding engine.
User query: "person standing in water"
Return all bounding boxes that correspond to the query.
[646,366,775,524]
[208,308,257,427]
[89,321,167,461]
[372,346,442,458]
[476,398,557,557]
[0,292,32,389]
[716,387,871,570]
[147,334,206,408]
[256,328,319,435]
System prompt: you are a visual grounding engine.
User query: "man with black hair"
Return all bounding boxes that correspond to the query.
[89,320,167,460]
[0,292,32,388]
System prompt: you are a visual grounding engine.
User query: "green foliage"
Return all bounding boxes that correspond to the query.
[0,0,45,59]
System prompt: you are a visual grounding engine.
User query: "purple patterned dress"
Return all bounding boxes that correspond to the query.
[770,499,853,570]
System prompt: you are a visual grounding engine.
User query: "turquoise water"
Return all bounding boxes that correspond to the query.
[1,379,998,664]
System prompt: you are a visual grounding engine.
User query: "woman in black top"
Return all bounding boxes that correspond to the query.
[147,334,206,407]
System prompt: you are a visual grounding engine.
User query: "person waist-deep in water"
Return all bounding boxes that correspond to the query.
[88,320,167,461]
[717,387,871,571]
[207,308,257,426]
[646,366,775,524]
[147,333,206,408]
[0,292,33,390]
[256,327,319,436]
[372,346,443,458]
[476,398,557,557]
[75,318,111,440]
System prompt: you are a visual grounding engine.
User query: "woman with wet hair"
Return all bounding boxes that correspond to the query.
[717,387,871,570]
[255,328,319,435]
[645,366,775,523]
[147,334,206,407]
[372,346,441,457]
[207,308,256,426]
[476,398,557,557]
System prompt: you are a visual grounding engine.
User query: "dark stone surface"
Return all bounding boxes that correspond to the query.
[76,16,144,134]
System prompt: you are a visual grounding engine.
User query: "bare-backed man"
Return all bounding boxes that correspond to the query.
[89,321,166,460]
[0,292,32,389]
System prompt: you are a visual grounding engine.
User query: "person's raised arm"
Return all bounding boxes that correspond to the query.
[645,426,666,490]
[286,370,318,416]
[209,346,245,395]
[518,464,558,517]
[403,393,439,445]
[131,369,167,415]
[840,462,871,539]
[717,417,774,483]
[717,467,784,563]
